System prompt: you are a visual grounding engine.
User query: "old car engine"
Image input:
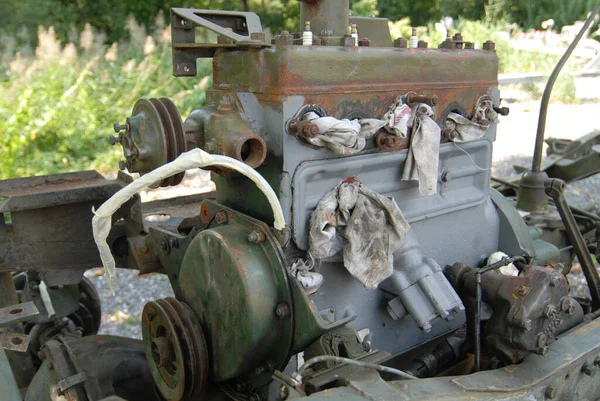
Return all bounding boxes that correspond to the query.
[2,1,600,401]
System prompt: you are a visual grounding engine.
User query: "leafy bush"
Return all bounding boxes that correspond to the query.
[0,21,212,178]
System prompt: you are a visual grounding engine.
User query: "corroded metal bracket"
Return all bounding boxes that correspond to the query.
[171,8,270,76]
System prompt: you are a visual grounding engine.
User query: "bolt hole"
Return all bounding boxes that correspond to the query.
[11,337,23,345]
[9,308,23,315]
[235,137,266,168]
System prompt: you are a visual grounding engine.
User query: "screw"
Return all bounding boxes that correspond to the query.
[279,384,289,400]
[183,65,190,72]
[517,285,528,295]
[582,363,596,377]
[275,302,290,319]
[493,106,510,116]
[248,230,266,244]
[215,210,228,224]
[441,170,451,182]
[180,18,186,26]
[545,386,557,399]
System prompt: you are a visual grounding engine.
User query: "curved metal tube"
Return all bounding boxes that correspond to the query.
[532,1,600,171]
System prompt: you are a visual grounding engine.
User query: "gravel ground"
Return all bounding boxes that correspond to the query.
[89,100,600,339]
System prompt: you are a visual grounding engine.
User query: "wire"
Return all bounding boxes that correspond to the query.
[452,141,491,172]
[295,355,419,381]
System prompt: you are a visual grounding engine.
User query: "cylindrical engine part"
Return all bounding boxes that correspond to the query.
[226,133,267,169]
[299,0,350,38]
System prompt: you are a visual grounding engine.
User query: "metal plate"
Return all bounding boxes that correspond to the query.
[0,301,39,328]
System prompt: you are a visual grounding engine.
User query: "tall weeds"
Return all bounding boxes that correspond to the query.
[0,19,211,178]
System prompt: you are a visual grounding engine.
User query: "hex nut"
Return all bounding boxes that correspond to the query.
[582,363,597,377]
[215,210,228,224]
[275,302,290,319]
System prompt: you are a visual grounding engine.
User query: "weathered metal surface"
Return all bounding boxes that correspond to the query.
[176,200,293,384]
[0,346,21,401]
[1,331,31,352]
[141,297,208,401]
[0,171,128,275]
[0,301,39,328]
[300,317,600,401]
[171,8,267,75]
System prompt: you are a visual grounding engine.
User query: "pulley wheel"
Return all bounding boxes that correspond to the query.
[142,297,209,401]
[160,98,187,186]
[149,99,177,187]
[129,99,169,188]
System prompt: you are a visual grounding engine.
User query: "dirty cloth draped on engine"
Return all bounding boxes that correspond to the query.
[302,101,442,197]
[308,179,410,290]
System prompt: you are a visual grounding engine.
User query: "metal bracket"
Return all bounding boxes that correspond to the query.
[0,301,39,328]
[58,371,88,393]
[171,8,270,76]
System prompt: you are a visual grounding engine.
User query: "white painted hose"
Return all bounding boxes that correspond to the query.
[92,148,285,294]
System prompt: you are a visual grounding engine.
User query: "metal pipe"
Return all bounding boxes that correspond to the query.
[532,0,600,172]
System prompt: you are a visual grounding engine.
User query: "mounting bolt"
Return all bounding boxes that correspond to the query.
[544,386,557,399]
[279,384,290,400]
[544,305,556,318]
[561,297,575,314]
[441,170,451,182]
[536,333,547,348]
[517,318,533,331]
[483,40,496,51]
[118,160,130,171]
[215,210,228,224]
[169,238,179,249]
[161,237,170,254]
[109,135,121,146]
[248,230,266,244]
[393,37,408,48]
[582,363,597,377]
[341,34,354,47]
[358,37,371,47]
[516,285,528,295]
[275,302,290,319]
[113,122,127,133]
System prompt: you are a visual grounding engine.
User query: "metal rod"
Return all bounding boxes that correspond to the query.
[532,0,600,172]
[296,355,419,381]
[545,179,600,309]
[491,176,600,222]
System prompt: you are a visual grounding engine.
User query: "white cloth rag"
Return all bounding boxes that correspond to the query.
[308,180,409,290]
[401,104,441,196]
[302,112,386,155]
[445,95,500,143]
[92,148,285,294]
